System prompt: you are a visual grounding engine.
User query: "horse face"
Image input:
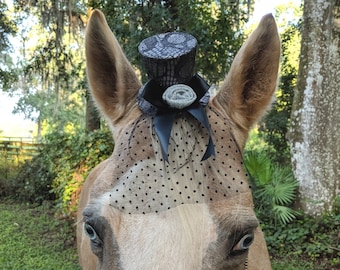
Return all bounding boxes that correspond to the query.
[77,10,280,270]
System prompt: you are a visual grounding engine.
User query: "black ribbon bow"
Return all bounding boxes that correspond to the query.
[138,74,215,162]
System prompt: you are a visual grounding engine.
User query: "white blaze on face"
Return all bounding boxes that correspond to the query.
[100,203,217,270]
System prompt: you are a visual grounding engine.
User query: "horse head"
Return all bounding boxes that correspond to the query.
[77,9,280,270]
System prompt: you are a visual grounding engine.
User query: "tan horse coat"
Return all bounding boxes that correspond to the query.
[77,9,280,270]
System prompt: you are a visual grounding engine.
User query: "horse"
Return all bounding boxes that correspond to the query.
[77,9,280,270]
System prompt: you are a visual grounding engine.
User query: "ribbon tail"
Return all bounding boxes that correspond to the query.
[154,113,176,162]
[187,106,215,161]
[202,136,215,161]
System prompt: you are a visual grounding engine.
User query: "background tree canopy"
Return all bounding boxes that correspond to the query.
[89,0,254,84]
[0,1,302,171]
[1,0,254,135]
[8,0,87,136]
[1,0,302,183]
[0,1,17,89]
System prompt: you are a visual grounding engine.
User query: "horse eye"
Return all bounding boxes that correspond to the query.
[84,223,99,241]
[231,233,254,254]
[84,222,103,256]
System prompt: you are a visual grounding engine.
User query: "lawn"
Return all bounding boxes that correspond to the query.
[0,200,80,270]
[0,199,338,269]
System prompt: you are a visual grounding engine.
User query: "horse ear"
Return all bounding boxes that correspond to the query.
[85,10,142,126]
[213,14,280,133]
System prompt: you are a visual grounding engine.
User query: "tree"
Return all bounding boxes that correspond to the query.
[0,1,17,89]
[289,0,339,216]
[88,0,254,84]
[84,0,255,132]
[5,1,255,135]
[7,0,88,136]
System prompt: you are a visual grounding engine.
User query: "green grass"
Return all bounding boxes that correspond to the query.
[0,199,338,270]
[0,200,80,270]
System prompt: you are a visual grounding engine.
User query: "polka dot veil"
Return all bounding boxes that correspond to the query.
[106,108,251,215]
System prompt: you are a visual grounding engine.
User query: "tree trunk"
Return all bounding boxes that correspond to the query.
[289,0,340,216]
[85,89,101,132]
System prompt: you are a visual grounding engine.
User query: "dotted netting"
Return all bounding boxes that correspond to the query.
[107,108,251,215]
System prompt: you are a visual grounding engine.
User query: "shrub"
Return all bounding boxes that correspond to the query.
[50,129,114,217]
[265,212,340,268]
[0,151,25,198]
[14,129,114,217]
[243,149,300,224]
[13,146,56,203]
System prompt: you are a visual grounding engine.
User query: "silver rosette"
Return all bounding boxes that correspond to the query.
[162,84,197,109]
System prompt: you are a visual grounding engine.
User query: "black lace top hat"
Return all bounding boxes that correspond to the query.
[138,32,197,87]
[137,32,215,162]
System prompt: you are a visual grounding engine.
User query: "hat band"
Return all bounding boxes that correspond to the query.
[137,74,215,162]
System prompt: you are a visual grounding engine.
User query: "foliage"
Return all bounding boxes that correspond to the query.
[5,0,258,135]
[244,128,268,152]
[50,129,114,217]
[4,0,258,135]
[258,3,302,165]
[265,212,340,269]
[243,149,299,225]
[14,129,114,217]
[4,1,88,136]
[0,200,80,269]
[0,1,18,89]
[0,151,24,198]
[0,2,17,51]
[88,0,254,84]
[334,196,340,215]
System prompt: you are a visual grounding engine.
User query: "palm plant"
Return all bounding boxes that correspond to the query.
[243,150,300,224]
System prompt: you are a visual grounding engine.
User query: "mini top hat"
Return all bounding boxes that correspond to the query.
[138,32,197,87]
[137,32,215,162]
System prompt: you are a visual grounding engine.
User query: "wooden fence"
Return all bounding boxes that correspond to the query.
[0,137,42,162]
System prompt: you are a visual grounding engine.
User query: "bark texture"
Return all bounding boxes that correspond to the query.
[289,0,340,216]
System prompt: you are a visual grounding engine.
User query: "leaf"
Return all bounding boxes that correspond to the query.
[273,205,300,225]
[243,150,272,185]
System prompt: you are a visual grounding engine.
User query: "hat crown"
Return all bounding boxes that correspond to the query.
[138,32,197,87]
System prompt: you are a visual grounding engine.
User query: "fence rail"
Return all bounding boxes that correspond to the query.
[0,137,42,161]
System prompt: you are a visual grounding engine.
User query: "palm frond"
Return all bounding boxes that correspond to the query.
[243,150,271,185]
[273,205,300,224]
[271,166,298,205]
[243,149,300,224]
